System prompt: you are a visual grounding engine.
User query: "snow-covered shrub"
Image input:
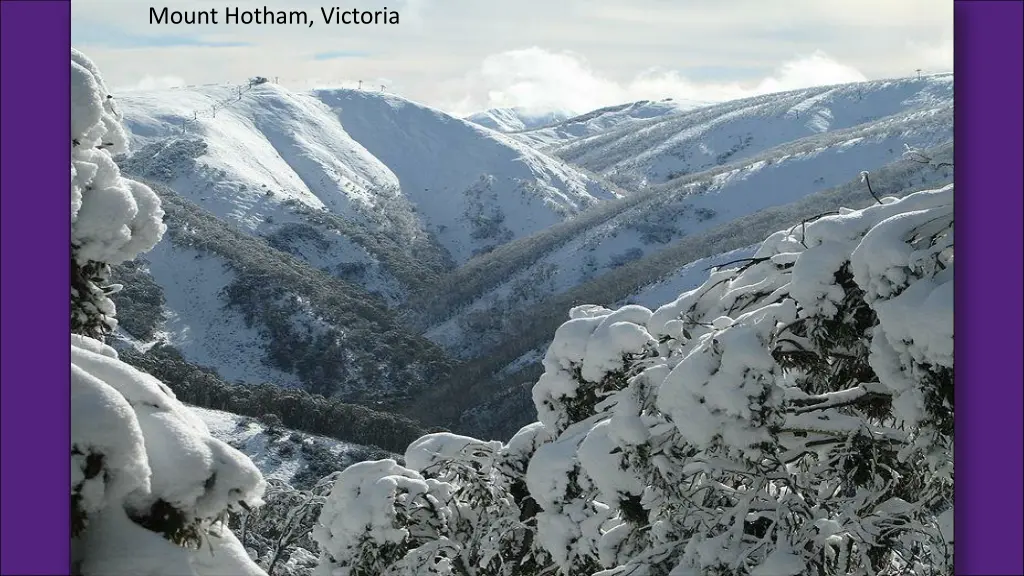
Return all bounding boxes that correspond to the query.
[313,432,553,576]
[71,49,268,575]
[71,49,165,339]
[565,185,952,576]
[316,184,954,576]
[72,335,267,575]
[236,475,339,576]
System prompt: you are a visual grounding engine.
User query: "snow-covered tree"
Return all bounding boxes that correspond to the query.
[70,49,268,575]
[562,185,954,576]
[313,431,554,576]
[314,183,954,576]
[71,48,164,339]
[236,474,340,576]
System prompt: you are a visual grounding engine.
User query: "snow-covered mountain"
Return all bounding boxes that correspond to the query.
[418,141,955,439]
[419,79,954,359]
[464,106,574,133]
[509,98,702,149]
[110,82,622,400]
[119,84,619,268]
[554,74,953,190]
[110,74,953,441]
[311,89,618,263]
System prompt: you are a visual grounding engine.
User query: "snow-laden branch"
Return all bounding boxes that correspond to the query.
[71,49,268,576]
[314,185,955,575]
[787,383,890,415]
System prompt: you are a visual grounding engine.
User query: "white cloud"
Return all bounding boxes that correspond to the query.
[751,51,868,95]
[440,48,869,116]
[117,75,186,92]
[74,0,951,115]
[908,34,954,72]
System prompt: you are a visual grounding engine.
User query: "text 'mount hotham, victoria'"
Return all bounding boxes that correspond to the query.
[149,6,400,27]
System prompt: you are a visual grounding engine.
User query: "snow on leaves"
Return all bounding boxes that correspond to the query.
[72,49,167,339]
[313,433,555,576]
[315,184,954,575]
[72,335,267,576]
[71,49,268,576]
[72,48,165,266]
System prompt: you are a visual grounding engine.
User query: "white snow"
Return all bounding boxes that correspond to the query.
[189,527,268,576]
[72,49,165,265]
[623,245,759,308]
[510,98,699,149]
[118,83,619,266]
[578,419,644,503]
[188,406,362,484]
[465,106,575,133]
[72,340,152,520]
[532,304,654,432]
[142,245,297,387]
[750,547,805,576]
[557,75,953,190]
[72,49,268,576]
[72,335,267,576]
[314,182,955,576]
[312,459,434,574]
[404,432,503,474]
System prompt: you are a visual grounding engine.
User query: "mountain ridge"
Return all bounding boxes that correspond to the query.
[111,74,954,441]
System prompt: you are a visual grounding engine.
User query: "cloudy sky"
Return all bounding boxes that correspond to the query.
[72,0,953,116]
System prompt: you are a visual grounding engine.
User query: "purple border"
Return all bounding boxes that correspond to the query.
[956,1,1024,575]
[0,0,1021,574]
[0,1,72,574]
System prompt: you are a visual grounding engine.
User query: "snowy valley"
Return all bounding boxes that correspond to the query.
[107,72,955,439]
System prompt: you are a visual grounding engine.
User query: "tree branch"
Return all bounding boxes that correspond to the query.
[860,171,883,205]
[788,384,891,415]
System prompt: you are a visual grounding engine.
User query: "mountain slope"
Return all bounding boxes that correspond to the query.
[509,98,700,149]
[553,74,952,190]
[464,107,574,133]
[417,104,953,358]
[191,406,370,487]
[312,89,619,262]
[119,84,619,269]
[121,84,393,227]
[112,181,454,405]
